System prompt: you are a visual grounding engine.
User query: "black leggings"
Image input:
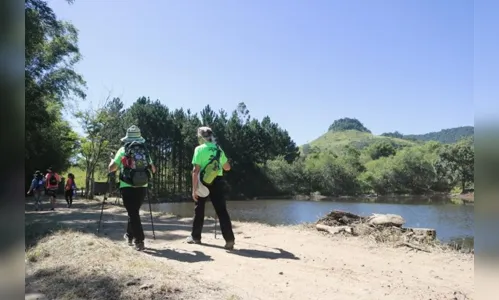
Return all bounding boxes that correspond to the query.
[121,187,147,243]
[191,177,235,242]
[65,190,73,205]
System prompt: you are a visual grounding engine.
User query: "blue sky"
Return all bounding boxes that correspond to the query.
[50,0,473,145]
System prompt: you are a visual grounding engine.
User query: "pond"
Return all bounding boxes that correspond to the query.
[150,197,474,248]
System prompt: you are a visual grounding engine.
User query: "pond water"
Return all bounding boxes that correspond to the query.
[150,197,474,248]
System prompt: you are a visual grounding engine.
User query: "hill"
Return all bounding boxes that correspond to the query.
[303,130,418,153]
[401,126,474,144]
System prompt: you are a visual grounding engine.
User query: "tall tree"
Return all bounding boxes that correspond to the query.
[25,0,86,188]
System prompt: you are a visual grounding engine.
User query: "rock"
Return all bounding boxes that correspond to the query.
[140,283,154,290]
[367,214,405,227]
[25,293,48,300]
[125,278,141,286]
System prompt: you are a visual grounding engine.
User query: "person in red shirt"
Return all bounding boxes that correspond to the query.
[45,167,61,211]
[65,173,76,208]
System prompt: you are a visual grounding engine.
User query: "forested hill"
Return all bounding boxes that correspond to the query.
[381,126,474,144]
[401,126,474,144]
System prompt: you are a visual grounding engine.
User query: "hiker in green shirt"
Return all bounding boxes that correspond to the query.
[108,125,156,251]
[186,126,235,250]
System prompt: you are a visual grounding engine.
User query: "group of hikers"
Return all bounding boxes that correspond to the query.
[27,125,235,251]
[107,125,235,251]
[26,167,77,211]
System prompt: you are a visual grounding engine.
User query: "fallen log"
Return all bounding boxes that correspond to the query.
[395,242,431,253]
[401,227,436,241]
[316,224,353,235]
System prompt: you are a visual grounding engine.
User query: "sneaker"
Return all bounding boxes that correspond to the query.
[224,240,235,250]
[124,233,133,246]
[135,242,145,251]
[186,236,201,244]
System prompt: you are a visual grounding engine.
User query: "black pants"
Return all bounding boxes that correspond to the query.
[121,187,147,243]
[64,190,73,205]
[191,177,235,242]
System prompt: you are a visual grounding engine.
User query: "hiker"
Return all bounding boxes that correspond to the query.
[108,125,156,251]
[64,173,76,208]
[187,126,235,250]
[45,167,61,211]
[27,170,45,211]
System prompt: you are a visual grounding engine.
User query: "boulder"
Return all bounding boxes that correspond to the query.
[367,213,405,227]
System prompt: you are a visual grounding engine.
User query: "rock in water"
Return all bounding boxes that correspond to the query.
[367,214,405,227]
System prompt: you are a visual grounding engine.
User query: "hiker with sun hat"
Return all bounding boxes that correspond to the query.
[186,126,235,250]
[108,125,156,251]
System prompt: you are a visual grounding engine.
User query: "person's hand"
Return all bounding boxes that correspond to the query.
[26,191,30,195]
[192,191,198,202]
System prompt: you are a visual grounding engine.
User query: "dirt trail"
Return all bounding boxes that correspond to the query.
[25,200,474,300]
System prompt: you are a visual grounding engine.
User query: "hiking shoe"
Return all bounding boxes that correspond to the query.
[186,236,201,244]
[224,240,235,250]
[124,233,133,246]
[135,242,145,251]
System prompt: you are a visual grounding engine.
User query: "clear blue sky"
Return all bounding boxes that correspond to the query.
[50,0,473,145]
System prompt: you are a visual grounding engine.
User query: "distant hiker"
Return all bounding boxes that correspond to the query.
[187,126,235,250]
[27,170,45,211]
[65,173,76,208]
[45,167,61,211]
[108,125,156,251]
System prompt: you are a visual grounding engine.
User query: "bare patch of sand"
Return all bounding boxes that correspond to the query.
[25,200,474,300]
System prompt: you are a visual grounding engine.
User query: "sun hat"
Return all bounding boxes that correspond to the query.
[196,173,210,198]
[121,125,146,143]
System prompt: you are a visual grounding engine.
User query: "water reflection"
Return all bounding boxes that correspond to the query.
[150,197,474,246]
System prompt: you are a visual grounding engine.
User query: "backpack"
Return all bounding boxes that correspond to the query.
[120,141,151,187]
[48,173,57,185]
[34,175,44,190]
[200,146,222,186]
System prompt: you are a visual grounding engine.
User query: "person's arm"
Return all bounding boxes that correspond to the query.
[27,179,35,194]
[148,155,156,174]
[109,149,122,172]
[220,150,231,171]
[191,147,201,201]
[192,165,200,198]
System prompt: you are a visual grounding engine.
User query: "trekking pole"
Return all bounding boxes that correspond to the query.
[214,216,218,239]
[147,183,156,240]
[97,172,112,234]
[97,194,106,234]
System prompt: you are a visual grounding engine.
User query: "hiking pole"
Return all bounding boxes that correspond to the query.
[97,172,112,234]
[214,216,218,239]
[147,182,156,240]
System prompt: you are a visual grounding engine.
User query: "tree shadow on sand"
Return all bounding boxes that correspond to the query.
[200,243,300,260]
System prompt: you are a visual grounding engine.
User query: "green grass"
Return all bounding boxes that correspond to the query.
[65,167,108,188]
[303,130,418,152]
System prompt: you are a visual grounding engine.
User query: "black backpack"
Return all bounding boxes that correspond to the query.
[48,173,57,185]
[120,141,151,187]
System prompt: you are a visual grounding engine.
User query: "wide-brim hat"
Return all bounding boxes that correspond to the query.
[196,173,210,198]
[121,125,145,143]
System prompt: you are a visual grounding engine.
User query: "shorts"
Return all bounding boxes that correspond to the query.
[47,189,57,197]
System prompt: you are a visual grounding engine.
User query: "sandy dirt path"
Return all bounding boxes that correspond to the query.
[25,200,474,300]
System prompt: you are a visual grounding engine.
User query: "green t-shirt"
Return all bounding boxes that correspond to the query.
[113,146,154,188]
[192,142,228,177]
